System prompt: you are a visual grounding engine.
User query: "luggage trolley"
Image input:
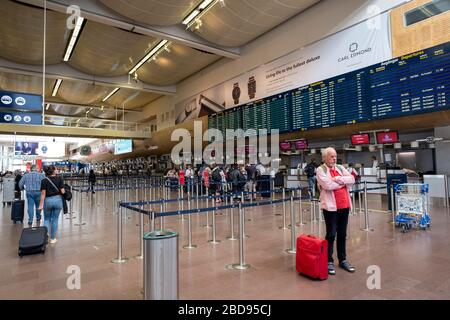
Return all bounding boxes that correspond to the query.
[394,183,431,232]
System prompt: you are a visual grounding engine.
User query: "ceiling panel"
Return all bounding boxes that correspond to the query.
[0,72,53,97]
[0,0,67,64]
[136,43,221,85]
[99,0,200,25]
[193,0,320,47]
[55,80,109,105]
[105,88,161,109]
[69,21,158,77]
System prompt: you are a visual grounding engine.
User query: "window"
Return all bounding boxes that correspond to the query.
[404,0,450,26]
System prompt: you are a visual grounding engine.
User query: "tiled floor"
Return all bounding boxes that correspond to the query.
[1,188,449,300]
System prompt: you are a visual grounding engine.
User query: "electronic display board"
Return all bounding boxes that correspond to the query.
[208,42,449,136]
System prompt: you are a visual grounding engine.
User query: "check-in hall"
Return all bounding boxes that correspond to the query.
[0,0,449,301]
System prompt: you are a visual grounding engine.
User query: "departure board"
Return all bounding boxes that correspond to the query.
[208,42,449,135]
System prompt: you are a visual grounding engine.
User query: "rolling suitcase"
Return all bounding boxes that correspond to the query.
[18,226,48,257]
[296,234,328,280]
[11,199,25,224]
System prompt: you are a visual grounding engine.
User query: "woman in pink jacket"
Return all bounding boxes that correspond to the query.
[316,147,356,275]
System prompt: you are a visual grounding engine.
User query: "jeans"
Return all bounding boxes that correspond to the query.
[308,176,316,195]
[43,195,63,240]
[26,190,42,225]
[87,182,95,193]
[323,208,350,263]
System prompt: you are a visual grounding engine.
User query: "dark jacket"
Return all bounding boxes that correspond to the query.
[88,172,96,183]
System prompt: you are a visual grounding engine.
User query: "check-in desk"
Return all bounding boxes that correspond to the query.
[285,169,309,189]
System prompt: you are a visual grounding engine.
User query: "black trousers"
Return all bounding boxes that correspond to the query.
[323,208,350,263]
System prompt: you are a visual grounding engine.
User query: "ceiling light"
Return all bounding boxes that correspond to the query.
[63,17,84,62]
[101,105,104,111]
[199,0,214,10]
[128,40,168,75]
[182,9,200,25]
[45,103,50,110]
[52,79,62,97]
[102,87,119,102]
[86,107,93,115]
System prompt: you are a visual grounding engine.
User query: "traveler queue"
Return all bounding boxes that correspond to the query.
[165,163,268,203]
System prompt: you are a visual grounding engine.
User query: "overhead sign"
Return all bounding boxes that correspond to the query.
[351,134,370,145]
[0,111,42,125]
[0,91,42,111]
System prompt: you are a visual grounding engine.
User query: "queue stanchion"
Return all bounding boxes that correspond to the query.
[279,188,288,230]
[351,186,356,215]
[151,211,155,232]
[74,189,86,226]
[208,203,220,244]
[271,178,276,207]
[203,187,210,228]
[135,204,144,260]
[358,183,363,214]
[182,195,197,249]
[160,201,164,230]
[241,191,249,238]
[196,183,199,211]
[390,184,396,224]
[111,203,128,264]
[227,196,237,241]
[285,190,297,254]
[180,187,186,221]
[310,196,315,223]
[228,202,250,270]
[296,189,305,226]
[361,181,374,232]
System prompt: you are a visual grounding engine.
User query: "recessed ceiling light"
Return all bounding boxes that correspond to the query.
[52,79,62,97]
[102,88,119,102]
[128,40,168,75]
[63,17,84,62]
[182,9,200,25]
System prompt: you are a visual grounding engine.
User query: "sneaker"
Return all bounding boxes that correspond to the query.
[49,238,58,244]
[28,223,33,228]
[328,262,336,275]
[35,220,41,227]
[339,260,355,273]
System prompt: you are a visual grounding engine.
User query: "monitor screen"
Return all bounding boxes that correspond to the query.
[114,139,132,155]
[15,141,38,155]
[280,142,292,152]
[293,139,308,150]
[376,131,399,144]
[351,134,370,145]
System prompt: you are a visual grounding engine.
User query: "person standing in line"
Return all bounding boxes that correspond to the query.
[316,147,356,275]
[38,165,65,244]
[304,158,318,196]
[88,169,96,194]
[19,164,45,227]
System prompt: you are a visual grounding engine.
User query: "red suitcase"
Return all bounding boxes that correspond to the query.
[296,234,328,280]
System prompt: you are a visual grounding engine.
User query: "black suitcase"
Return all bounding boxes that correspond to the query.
[11,200,25,224]
[18,226,48,257]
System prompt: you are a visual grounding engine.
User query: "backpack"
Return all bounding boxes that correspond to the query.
[304,163,316,177]
[212,168,222,182]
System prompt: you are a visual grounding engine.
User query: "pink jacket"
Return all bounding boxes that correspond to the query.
[316,165,355,212]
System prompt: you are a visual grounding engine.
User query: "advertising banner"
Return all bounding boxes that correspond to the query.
[175,12,393,123]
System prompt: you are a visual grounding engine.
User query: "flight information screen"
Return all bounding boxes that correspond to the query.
[209,42,449,135]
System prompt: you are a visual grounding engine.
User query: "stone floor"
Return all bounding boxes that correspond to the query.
[0,188,449,300]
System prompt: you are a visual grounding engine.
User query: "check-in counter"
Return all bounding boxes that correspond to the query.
[285,169,309,189]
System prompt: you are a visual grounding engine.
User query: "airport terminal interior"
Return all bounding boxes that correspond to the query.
[0,0,449,300]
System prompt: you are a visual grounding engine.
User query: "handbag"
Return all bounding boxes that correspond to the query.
[45,177,72,202]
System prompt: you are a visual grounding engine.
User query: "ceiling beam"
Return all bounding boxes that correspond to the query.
[45,100,143,114]
[0,123,151,139]
[16,0,241,59]
[0,58,176,96]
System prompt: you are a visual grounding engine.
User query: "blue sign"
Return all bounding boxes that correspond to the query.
[0,111,42,125]
[0,90,42,111]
